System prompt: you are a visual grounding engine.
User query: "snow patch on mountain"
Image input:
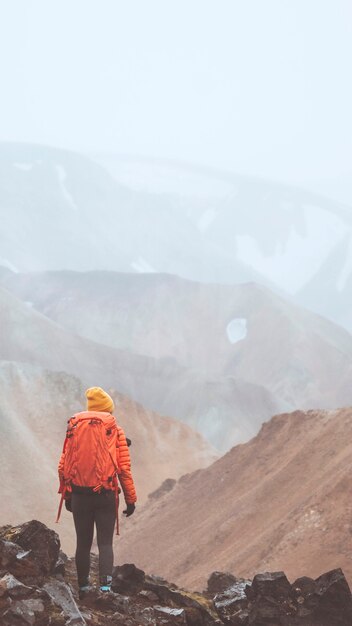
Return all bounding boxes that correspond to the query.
[13,162,34,172]
[0,258,19,273]
[131,257,156,273]
[236,205,347,294]
[337,234,352,292]
[55,164,78,211]
[226,318,247,344]
[95,156,234,198]
[197,209,218,232]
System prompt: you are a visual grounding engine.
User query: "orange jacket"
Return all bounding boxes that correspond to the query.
[58,413,137,505]
[115,423,137,504]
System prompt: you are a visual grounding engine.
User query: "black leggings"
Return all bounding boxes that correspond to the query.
[71,490,116,586]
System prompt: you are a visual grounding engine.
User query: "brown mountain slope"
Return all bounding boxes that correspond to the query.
[0,285,280,451]
[117,406,352,590]
[0,360,217,553]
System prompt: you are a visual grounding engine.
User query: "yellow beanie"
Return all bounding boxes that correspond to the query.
[85,387,114,413]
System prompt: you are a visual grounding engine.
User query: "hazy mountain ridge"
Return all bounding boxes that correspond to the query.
[297,235,352,333]
[0,283,279,451]
[2,142,352,491]
[0,143,262,285]
[95,153,352,316]
[2,269,352,448]
[1,142,352,331]
[0,359,218,554]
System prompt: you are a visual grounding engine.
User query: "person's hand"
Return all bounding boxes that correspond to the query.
[123,503,135,517]
[65,498,72,513]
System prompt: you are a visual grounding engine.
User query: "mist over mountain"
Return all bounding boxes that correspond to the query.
[3,268,352,449]
[0,359,217,554]
[1,2,352,614]
[1,142,352,333]
[96,154,352,324]
[0,143,261,285]
[2,140,352,586]
[0,283,281,451]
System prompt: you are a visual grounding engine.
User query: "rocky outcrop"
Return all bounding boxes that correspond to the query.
[0,521,351,625]
[0,520,60,579]
[213,569,352,625]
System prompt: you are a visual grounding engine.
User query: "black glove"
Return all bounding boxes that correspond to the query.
[126,437,132,447]
[123,503,135,517]
[65,498,72,513]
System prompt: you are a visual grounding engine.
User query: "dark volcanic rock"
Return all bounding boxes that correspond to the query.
[0,538,41,583]
[54,550,69,578]
[207,572,238,595]
[213,568,352,626]
[245,571,293,624]
[292,575,319,613]
[0,521,352,625]
[0,520,60,578]
[313,568,352,626]
[214,579,251,624]
[248,570,292,599]
[144,574,219,625]
[154,605,188,624]
[0,573,33,599]
[0,538,29,570]
[2,597,47,626]
[43,579,86,625]
[112,562,146,595]
[148,478,177,500]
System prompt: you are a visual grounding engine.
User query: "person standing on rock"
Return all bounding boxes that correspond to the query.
[57,386,137,596]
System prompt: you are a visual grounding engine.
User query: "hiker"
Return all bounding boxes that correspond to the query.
[57,386,137,596]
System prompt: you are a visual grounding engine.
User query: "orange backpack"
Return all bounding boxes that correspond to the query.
[56,411,121,532]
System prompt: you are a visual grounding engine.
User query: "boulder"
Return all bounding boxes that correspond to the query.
[2,598,47,626]
[0,574,33,599]
[154,605,187,624]
[292,575,320,614]
[207,572,238,595]
[43,579,86,625]
[0,539,41,584]
[213,568,352,626]
[213,579,251,625]
[313,568,352,626]
[248,571,292,599]
[148,478,177,500]
[144,574,219,625]
[245,571,294,625]
[54,550,69,577]
[0,520,60,578]
[112,563,146,595]
[0,539,29,571]
[91,589,130,613]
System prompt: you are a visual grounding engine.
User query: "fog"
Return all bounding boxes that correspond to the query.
[3,3,352,594]
[1,0,351,202]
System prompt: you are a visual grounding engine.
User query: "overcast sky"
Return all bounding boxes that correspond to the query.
[0,1,351,201]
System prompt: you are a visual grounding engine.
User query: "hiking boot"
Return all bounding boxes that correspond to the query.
[78,579,93,600]
[99,575,112,593]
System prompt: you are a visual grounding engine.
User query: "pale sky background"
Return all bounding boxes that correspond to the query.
[0,0,351,202]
